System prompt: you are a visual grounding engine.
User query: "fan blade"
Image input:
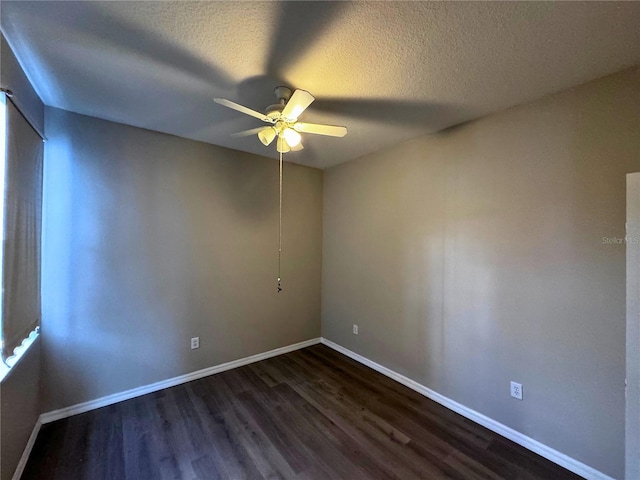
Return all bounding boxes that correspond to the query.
[293,122,347,137]
[290,142,304,152]
[230,127,270,138]
[281,89,315,120]
[214,98,273,123]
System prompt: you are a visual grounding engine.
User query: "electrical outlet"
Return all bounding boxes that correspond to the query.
[510,381,523,400]
[353,324,358,335]
[191,337,200,350]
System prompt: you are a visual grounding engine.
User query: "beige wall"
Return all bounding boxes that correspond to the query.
[322,68,640,479]
[41,108,322,411]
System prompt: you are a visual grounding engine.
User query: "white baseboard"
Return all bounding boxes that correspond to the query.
[320,337,613,480]
[11,417,42,480]
[14,337,320,479]
[18,336,612,480]
[39,337,321,425]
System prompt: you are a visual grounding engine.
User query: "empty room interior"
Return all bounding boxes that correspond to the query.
[0,1,639,479]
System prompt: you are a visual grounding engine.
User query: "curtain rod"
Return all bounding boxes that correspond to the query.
[0,88,47,142]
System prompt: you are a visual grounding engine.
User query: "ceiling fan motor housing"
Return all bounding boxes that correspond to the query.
[266,104,284,120]
[274,86,292,103]
[266,86,293,120]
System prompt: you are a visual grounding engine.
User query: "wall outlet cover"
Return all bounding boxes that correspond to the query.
[191,337,200,350]
[510,381,523,400]
[353,324,358,335]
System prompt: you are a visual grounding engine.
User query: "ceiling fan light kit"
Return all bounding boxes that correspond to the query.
[283,127,301,147]
[214,86,348,292]
[258,127,276,146]
[214,86,347,153]
[276,136,290,154]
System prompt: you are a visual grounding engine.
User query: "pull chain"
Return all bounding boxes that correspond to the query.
[277,149,283,293]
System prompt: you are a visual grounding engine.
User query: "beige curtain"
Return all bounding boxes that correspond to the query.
[1,99,43,361]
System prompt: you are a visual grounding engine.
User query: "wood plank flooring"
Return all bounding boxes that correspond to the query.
[22,345,584,479]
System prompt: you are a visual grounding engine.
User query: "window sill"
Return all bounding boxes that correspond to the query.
[0,328,39,383]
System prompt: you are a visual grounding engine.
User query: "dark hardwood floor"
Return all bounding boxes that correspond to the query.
[22,345,583,479]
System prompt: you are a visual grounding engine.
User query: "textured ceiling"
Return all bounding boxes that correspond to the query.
[2,1,639,168]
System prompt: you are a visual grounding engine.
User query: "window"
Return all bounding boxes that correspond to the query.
[0,91,44,380]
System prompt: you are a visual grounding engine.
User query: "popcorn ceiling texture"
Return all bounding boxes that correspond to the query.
[2,1,639,168]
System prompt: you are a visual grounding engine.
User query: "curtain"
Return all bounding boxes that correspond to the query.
[1,98,43,361]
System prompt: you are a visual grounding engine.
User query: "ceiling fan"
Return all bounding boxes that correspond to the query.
[214,87,347,153]
[214,87,346,293]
